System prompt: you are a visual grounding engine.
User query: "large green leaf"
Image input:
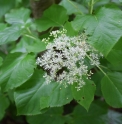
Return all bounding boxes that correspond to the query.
[72,78,96,110]
[101,72,122,107]
[106,50,122,66]
[0,25,23,45]
[60,0,88,15]
[5,8,31,25]
[0,0,15,17]
[14,70,73,115]
[35,4,68,32]
[72,5,122,56]
[0,92,9,120]
[69,101,108,124]
[26,107,65,124]
[0,53,36,91]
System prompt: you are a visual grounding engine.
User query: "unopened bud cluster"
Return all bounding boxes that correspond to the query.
[36,29,102,90]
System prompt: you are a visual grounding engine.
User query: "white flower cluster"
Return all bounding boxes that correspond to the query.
[36,29,102,90]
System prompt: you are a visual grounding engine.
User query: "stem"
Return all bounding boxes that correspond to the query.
[49,27,54,32]
[86,54,107,76]
[24,34,38,41]
[86,53,115,86]
[97,65,107,76]
[26,27,32,34]
[89,0,94,14]
[25,28,39,41]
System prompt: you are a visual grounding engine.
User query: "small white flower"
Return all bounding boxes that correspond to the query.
[36,29,102,90]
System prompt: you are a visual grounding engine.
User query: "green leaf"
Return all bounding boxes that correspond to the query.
[26,107,65,124]
[72,78,96,110]
[64,22,78,36]
[107,64,122,72]
[0,92,9,120]
[70,101,108,124]
[35,4,68,32]
[108,110,122,124]
[14,69,73,115]
[11,36,46,53]
[0,25,23,45]
[5,8,31,25]
[0,52,6,60]
[72,5,122,56]
[91,71,104,96]
[0,53,36,91]
[0,23,7,31]
[0,57,3,66]
[11,36,30,53]
[113,37,122,50]
[26,40,47,53]
[0,0,15,17]
[60,0,88,15]
[94,0,109,8]
[101,72,122,107]
[106,49,122,66]
[8,89,15,103]
[39,83,73,110]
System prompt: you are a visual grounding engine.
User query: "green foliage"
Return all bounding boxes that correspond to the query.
[11,36,47,53]
[91,71,103,96]
[35,4,68,32]
[72,4,122,56]
[14,70,73,115]
[108,110,122,124]
[0,26,23,45]
[0,92,9,120]
[60,0,88,14]
[69,101,108,124]
[0,23,7,31]
[72,78,96,110]
[26,107,65,124]
[5,8,31,25]
[101,72,122,107]
[0,53,36,91]
[0,57,3,66]
[107,50,122,66]
[0,0,15,18]
[0,0,122,123]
